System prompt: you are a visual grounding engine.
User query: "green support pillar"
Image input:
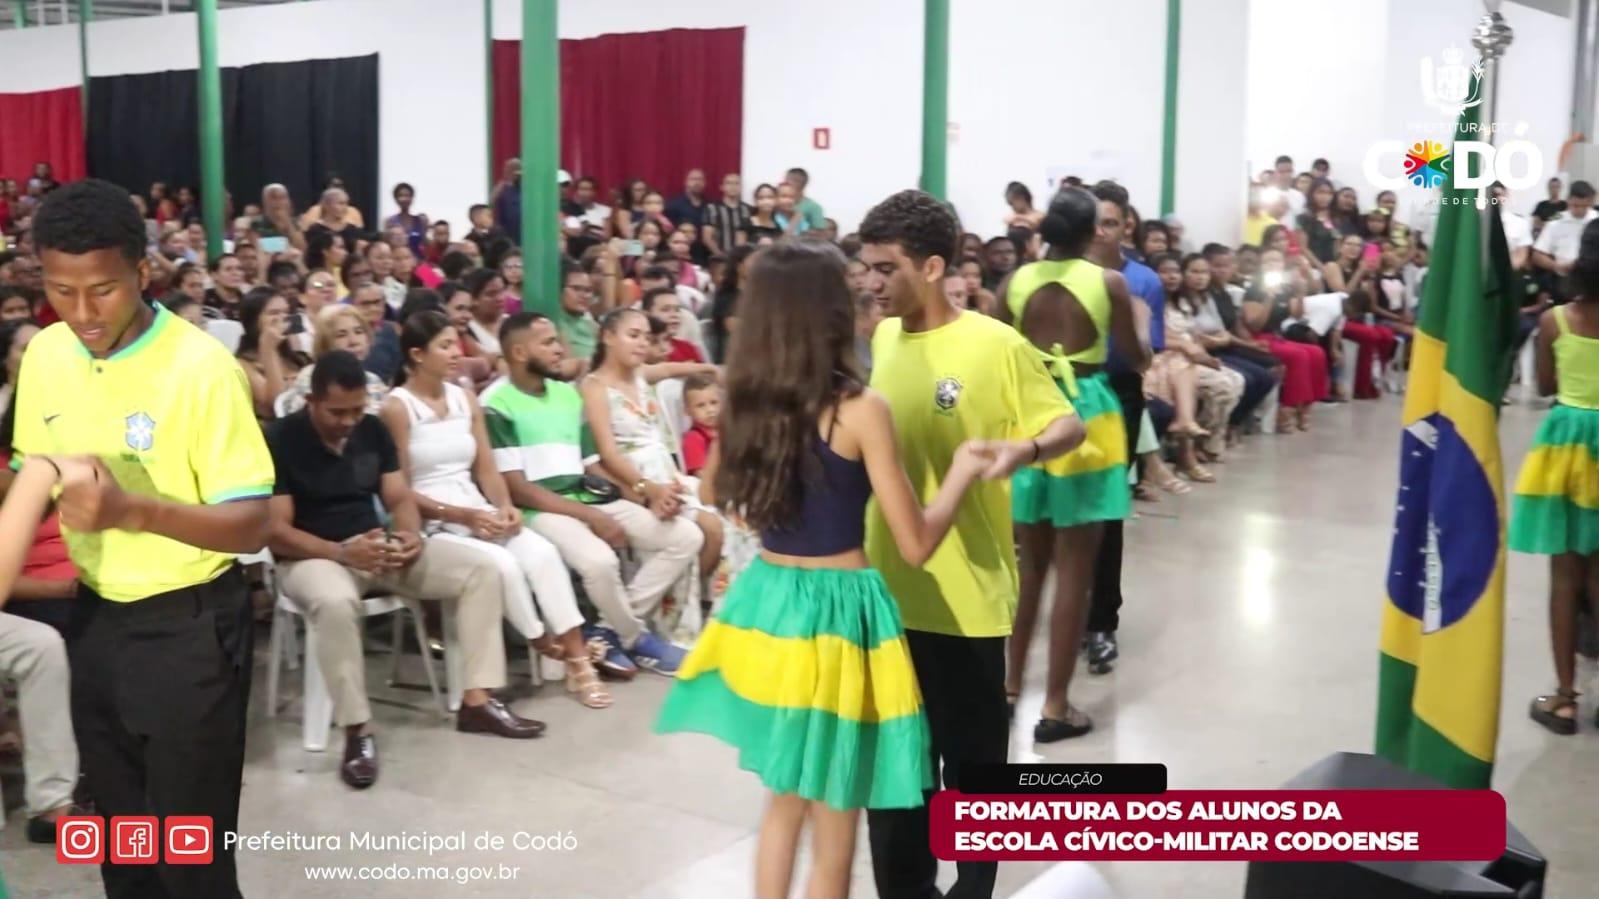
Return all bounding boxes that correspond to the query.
[1159,0,1181,216]
[484,0,495,197]
[77,0,90,128]
[12,1,28,28]
[520,0,559,315]
[920,0,949,199]
[196,0,226,259]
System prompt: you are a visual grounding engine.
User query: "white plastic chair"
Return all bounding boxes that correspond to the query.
[253,549,446,752]
[206,319,244,354]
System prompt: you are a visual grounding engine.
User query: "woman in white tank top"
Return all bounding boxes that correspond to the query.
[380,312,611,709]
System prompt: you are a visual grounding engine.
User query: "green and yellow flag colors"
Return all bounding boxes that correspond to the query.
[1375,83,1520,789]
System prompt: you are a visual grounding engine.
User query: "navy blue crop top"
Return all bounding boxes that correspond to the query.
[760,431,873,557]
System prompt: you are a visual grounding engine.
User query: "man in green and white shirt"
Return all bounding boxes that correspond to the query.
[481,312,698,674]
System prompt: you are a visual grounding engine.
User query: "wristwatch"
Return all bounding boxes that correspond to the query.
[634,478,649,496]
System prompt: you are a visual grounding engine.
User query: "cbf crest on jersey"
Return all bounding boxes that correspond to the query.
[934,377,963,414]
[125,412,156,452]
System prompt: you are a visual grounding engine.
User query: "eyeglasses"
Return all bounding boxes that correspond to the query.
[565,284,594,296]
[355,297,385,308]
[309,281,335,290]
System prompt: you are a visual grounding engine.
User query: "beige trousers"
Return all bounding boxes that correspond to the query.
[278,538,507,727]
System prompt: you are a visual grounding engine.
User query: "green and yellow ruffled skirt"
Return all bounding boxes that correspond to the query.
[654,557,932,810]
[1012,371,1130,527]
[1510,403,1599,555]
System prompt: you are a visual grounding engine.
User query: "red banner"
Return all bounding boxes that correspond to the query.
[929,790,1505,862]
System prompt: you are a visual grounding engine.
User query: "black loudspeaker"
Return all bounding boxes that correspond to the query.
[1242,752,1546,899]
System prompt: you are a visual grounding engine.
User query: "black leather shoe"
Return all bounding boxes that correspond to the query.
[457,697,545,738]
[1085,631,1119,669]
[27,805,87,844]
[341,731,379,789]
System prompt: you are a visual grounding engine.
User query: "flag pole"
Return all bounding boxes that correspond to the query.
[1471,13,1514,222]
[1472,13,1514,173]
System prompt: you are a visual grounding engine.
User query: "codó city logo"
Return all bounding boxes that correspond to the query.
[1404,141,1451,189]
[1363,129,1543,193]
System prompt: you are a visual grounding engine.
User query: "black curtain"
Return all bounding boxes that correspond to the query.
[88,54,379,229]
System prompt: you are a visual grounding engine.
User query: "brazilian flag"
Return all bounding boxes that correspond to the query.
[1375,84,1520,789]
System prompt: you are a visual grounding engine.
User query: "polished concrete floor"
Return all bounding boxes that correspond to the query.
[3,398,1595,897]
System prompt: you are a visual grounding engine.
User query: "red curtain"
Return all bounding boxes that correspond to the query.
[0,87,86,184]
[493,27,743,204]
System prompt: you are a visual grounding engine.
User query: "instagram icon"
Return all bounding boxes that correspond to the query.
[56,816,105,865]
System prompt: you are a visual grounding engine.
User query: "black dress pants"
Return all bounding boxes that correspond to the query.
[868,630,1008,899]
[1088,371,1145,634]
[69,568,252,899]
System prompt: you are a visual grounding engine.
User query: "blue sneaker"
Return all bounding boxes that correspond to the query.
[627,632,686,677]
[582,625,638,681]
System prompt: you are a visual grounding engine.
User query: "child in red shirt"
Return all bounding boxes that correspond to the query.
[642,285,705,363]
[680,373,720,477]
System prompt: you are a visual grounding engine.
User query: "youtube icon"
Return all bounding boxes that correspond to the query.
[163,817,214,865]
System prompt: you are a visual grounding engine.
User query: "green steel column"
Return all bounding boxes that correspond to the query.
[77,0,90,128]
[920,0,949,199]
[1159,0,1181,216]
[520,0,559,315]
[12,1,28,28]
[196,0,225,259]
[484,0,494,197]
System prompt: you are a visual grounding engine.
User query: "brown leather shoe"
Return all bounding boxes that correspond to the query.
[456,697,545,738]
[341,731,378,789]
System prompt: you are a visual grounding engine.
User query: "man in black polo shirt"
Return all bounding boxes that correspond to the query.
[266,352,543,790]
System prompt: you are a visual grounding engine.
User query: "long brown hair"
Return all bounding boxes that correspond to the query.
[717,241,864,532]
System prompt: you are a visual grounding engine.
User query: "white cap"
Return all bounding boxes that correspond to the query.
[557,169,572,185]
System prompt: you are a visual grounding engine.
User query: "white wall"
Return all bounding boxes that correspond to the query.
[946,0,1166,241]
[1176,0,1251,245]
[492,0,922,236]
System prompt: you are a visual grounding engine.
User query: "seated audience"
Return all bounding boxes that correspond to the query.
[281,306,390,416]
[381,312,610,709]
[1181,252,1278,441]
[499,250,525,313]
[636,264,707,352]
[741,184,783,244]
[679,373,720,478]
[464,267,509,358]
[1150,252,1243,469]
[1242,248,1329,430]
[440,281,498,389]
[352,282,401,384]
[554,259,599,378]
[582,308,723,586]
[482,313,697,675]
[236,286,312,420]
[267,352,546,789]
[204,253,246,319]
[641,288,704,363]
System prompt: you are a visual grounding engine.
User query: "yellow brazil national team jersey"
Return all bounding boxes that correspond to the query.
[9,304,275,602]
[865,312,1074,637]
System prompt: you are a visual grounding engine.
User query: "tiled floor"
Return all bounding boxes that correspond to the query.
[2,398,1594,897]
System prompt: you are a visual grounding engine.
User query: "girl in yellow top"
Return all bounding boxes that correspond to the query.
[1511,218,1599,734]
[998,187,1151,742]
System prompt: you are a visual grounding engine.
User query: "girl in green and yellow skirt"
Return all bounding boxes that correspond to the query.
[997,187,1152,743]
[1511,219,1599,734]
[655,241,992,898]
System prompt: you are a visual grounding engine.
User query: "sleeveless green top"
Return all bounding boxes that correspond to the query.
[1004,257,1111,367]
[1553,305,1599,410]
